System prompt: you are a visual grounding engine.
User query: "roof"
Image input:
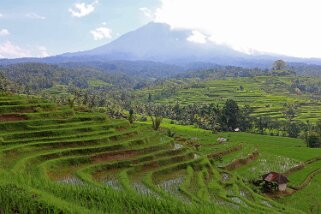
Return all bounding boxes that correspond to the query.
[262,172,289,184]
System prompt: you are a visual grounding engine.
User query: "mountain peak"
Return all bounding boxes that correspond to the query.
[65,22,247,64]
[142,21,171,29]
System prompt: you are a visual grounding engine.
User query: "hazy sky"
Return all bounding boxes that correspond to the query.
[0,0,321,58]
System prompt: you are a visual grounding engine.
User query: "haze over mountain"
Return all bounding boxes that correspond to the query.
[58,22,321,67]
[64,22,248,63]
[2,22,321,69]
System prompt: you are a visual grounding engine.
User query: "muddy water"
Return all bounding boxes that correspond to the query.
[105,179,122,190]
[158,177,191,203]
[133,182,159,197]
[58,176,84,185]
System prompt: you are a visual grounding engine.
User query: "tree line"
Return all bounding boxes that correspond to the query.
[128,98,319,148]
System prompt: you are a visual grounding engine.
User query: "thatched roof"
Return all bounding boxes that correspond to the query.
[262,172,289,184]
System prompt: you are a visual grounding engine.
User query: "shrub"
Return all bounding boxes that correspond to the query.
[34,107,43,112]
[151,116,162,131]
[96,107,107,113]
[128,109,134,124]
[166,129,175,138]
[307,132,321,148]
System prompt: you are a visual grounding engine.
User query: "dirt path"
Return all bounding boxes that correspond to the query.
[284,157,321,176]
[207,144,243,160]
[270,168,321,198]
[0,114,27,121]
[223,150,259,171]
[273,157,321,197]
[92,150,140,163]
[290,167,321,190]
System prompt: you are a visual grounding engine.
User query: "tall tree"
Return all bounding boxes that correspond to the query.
[0,73,8,91]
[146,104,163,131]
[239,105,254,131]
[273,60,287,70]
[128,109,134,124]
[255,116,271,134]
[307,132,321,148]
[220,99,239,131]
[287,122,300,138]
[283,103,297,121]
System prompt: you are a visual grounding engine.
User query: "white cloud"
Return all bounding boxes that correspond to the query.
[154,0,321,58]
[69,1,98,18]
[90,26,112,40]
[140,7,154,18]
[0,41,31,58]
[37,46,49,57]
[0,13,3,18]
[0,29,10,36]
[187,31,207,44]
[26,12,46,20]
[0,41,50,59]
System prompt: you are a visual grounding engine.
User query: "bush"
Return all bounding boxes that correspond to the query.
[34,107,43,112]
[75,106,91,112]
[307,133,321,148]
[166,129,175,137]
[287,122,300,138]
[151,116,162,131]
[96,107,107,113]
[128,109,134,124]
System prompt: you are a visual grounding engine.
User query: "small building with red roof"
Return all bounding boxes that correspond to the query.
[262,172,289,192]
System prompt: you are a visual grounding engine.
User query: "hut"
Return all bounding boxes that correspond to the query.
[262,172,289,192]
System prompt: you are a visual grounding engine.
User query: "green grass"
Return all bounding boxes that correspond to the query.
[0,93,316,213]
[147,119,321,213]
[279,173,321,213]
[287,160,321,187]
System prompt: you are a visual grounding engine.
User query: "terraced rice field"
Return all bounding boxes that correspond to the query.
[0,93,319,213]
[159,121,321,213]
[0,93,294,213]
[144,76,321,122]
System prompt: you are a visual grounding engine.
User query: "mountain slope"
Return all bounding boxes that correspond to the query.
[63,22,321,68]
[64,22,250,65]
[2,22,321,71]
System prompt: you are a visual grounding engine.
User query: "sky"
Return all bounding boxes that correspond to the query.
[1,0,321,58]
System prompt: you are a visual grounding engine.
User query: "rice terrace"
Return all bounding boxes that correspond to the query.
[143,76,321,122]
[2,0,321,213]
[1,87,321,213]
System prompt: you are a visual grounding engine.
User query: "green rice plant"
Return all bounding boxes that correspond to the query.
[0,93,311,213]
[196,169,210,202]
